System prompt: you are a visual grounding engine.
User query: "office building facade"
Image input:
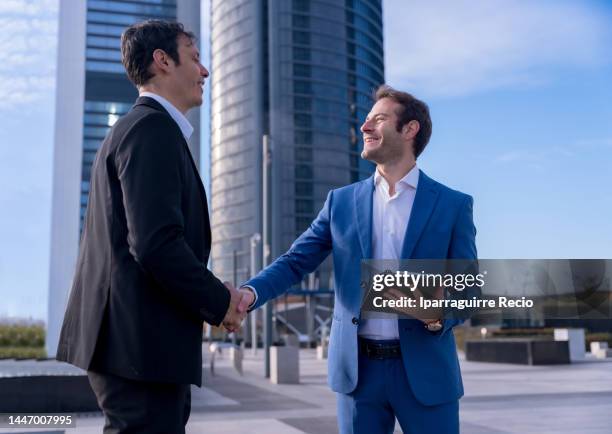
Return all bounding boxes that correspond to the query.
[47,0,201,357]
[210,0,384,283]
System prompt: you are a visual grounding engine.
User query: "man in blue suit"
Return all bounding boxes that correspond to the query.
[236,85,477,434]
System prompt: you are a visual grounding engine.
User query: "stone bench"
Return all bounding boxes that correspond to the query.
[0,374,99,412]
[466,339,570,365]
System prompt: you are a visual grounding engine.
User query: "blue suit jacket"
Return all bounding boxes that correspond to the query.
[246,170,477,406]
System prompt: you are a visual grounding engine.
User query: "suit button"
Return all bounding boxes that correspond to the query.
[352,317,359,325]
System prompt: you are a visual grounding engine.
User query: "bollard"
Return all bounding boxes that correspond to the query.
[554,328,585,361]
[317,325,328,360]
[282,333,300,347]
[316,344,328,360]
[270,345,299,384]
[230,346,243,375]
[590,341,611,359]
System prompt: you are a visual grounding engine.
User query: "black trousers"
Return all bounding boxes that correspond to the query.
[87,370,191,434]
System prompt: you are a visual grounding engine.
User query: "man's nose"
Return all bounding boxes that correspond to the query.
[360,120,372,133]
[200,65,209,78]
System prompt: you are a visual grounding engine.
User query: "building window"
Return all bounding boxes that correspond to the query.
[88,1,176,15]
[292,14,310,29]
[294,96,311,111]
[296,199,313,213]
[295,130,312,144]
[293,30,310,45]
[295,164,313,179]
[295,147,313,161]
[348,72,356,87]
[294,80,312,94]
[293,47,311,61]
[293,63,311,77]
[293,0,310,12]
[347,42,355,55]
[295,182,313,196]
[294,113,312,128]
[295,216,312,234]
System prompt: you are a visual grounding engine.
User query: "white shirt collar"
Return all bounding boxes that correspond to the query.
[374,164,419,195]
[139,92,194,141]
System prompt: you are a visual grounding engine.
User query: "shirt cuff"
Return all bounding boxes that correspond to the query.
[241,285,258,308]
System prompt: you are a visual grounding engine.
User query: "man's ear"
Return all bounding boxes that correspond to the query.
[402,120,420,140]
[151,48,171,73]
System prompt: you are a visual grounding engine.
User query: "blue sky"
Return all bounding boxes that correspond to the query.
[0,0,611,320]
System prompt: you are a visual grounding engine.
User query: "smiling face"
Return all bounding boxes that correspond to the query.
[360,97,413,165]
[164,34,209,112]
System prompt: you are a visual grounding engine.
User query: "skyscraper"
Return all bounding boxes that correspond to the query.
[47,0,201,357]
[210,0,384,283]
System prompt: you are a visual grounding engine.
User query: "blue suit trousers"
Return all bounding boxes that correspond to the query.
[337,348,459,434]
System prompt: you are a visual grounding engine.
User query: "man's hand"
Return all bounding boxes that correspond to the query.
[385,285,444,324]
[222,282,245,332]
[236,287,255,314]
[221,283,255,332]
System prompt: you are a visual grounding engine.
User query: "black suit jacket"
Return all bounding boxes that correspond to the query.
[57,97,230,386]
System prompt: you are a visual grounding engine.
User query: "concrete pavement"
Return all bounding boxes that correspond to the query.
[1,348,611,433]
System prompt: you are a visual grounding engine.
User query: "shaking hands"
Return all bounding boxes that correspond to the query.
[222,282,255,332]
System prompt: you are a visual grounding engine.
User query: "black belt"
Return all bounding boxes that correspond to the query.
[358,338,402,359]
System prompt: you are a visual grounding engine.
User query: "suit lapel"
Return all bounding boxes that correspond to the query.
[401,170,440,258]
[354,176,375,259]
[184,146,212,244]
[183,143,207,199]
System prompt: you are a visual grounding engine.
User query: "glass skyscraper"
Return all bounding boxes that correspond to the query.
[47,0,201,357]
[210,0,384,284]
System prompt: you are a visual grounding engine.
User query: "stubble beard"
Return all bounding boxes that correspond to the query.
[361,142,403,165]
[361,147,381,163]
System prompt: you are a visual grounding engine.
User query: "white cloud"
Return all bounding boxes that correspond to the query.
[0,76,55,110]
[0,0,56,15]
[384,0,611,98]
[0,0,58,114]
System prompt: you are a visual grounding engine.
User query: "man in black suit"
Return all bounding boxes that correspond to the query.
[57,20,253,433]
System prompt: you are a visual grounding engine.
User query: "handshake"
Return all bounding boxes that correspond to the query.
[221,282,255,332]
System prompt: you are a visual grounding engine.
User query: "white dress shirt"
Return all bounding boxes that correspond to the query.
[358,165,419,340]
[139,92,193,141]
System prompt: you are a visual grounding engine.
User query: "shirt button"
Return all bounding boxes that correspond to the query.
[352,317,359,325]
